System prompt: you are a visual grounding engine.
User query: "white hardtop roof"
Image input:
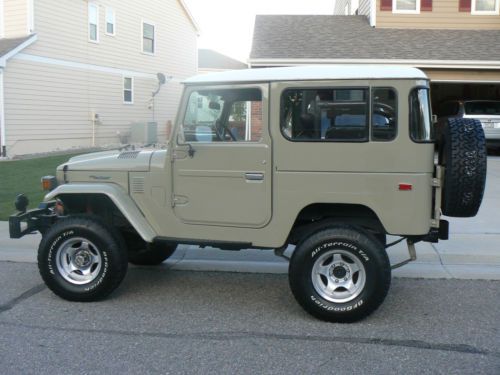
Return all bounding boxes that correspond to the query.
[184,65,428,85]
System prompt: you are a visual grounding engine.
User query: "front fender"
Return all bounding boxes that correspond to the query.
[45,183,157,242]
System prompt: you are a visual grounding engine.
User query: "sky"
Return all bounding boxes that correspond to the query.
[183,0,335,63]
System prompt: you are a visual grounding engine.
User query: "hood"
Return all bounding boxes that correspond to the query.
[57,149,156,172]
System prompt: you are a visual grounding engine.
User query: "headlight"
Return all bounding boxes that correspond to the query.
[41,176,58,191]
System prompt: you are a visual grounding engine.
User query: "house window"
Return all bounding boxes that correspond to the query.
[472,0,500,14]
[393,0,420,13]
[142,21,155,54]
[123,77,133,104]
[88,3,99,42]
[106,8,115,36]
[281,88,369,142]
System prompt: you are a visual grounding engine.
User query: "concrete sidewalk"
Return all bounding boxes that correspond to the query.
[1,221,499,280]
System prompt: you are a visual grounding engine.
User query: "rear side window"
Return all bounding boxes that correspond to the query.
[281,88,369,142]
[464,101,500,115]
[372,88,397,141]
[409,88,433,142]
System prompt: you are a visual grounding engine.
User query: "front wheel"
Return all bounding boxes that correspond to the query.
[289,225,391,322]
[38,216,128,302]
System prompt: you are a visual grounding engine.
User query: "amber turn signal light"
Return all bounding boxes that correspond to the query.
[41,176,58,191]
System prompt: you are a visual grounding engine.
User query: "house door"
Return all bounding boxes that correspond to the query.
[172,84,272,227]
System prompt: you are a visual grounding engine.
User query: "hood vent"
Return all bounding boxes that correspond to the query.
[131,177,145,194]
[118,151,140,159]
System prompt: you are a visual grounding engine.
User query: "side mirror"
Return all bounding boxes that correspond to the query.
[432,114,438,124]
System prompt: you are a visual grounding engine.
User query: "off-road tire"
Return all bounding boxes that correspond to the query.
[38,216,128,302]
[128,244,177,266]
[289,225,391,323]
[439,118,487,217]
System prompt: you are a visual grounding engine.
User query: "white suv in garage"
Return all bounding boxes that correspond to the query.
[437,100,500,148]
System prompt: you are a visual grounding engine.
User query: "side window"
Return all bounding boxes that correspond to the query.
[106,8,116,36]
[88,3,99,43]
[409,88,433,142]
[182,88,263,143]
[142,22,155,54]
[281,88,369,142]
[372,88,397,141]
[123,77,133,104]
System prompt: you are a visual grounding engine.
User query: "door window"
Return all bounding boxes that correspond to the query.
[183,88,263,142]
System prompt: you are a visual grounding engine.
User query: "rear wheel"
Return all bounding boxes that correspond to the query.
[289,225,391,322]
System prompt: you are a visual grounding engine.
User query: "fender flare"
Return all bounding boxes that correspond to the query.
[45,183,157,242]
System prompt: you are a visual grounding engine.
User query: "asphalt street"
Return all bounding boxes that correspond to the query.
[0,262,499,374]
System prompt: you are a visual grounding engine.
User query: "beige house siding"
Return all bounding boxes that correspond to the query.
[334,0,350,14]
[424,69,500,82]
[376,0,500,29]
[335,0,361,15]
[25,0,197,75]
[4,58,185,155]
[3,0,28,37]
[2,0,197,156]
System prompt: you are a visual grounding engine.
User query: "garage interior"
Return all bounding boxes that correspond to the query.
[430,82,500,110]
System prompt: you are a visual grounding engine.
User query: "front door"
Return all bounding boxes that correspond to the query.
[172,84,272,228]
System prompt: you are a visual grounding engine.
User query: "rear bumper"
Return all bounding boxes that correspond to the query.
[9,201,57,239]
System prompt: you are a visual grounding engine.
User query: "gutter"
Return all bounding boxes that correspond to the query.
[0,33,37,68]
[0,68,5,157]
[248,58,500,70]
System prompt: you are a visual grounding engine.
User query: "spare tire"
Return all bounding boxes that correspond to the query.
[439,118,487,217]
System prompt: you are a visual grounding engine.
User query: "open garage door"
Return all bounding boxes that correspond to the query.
[424,69,500,110]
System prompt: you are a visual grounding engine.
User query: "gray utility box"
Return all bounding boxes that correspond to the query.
[130,122,158,144]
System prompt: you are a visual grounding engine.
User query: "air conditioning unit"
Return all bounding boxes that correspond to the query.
[130,122,158,144]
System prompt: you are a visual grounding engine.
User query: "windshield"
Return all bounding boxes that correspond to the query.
[464,101,500,116]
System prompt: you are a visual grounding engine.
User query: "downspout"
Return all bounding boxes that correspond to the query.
[0,68,6,157]
[370,0,377,27]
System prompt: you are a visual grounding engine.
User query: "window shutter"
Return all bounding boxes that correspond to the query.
[380,0,392,11]
[421,0,433,11]
[459,0,471,12]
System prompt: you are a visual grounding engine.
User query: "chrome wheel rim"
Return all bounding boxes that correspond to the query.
[311,249,366,303]
[55,237,102,285]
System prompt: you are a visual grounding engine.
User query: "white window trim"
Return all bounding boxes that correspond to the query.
[88,3,99,43]
[26,0,34,34]
[141,20,156,56]
[471,0,500,15]
[123,77,134,104]
[392,0,421,14]
[105,7,116,36]
[344,3,349,15]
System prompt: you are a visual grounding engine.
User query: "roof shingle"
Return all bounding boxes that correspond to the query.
[250,15,500,61]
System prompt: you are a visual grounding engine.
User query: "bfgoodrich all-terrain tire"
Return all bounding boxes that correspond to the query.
[439,118,487,217]
[38,216,128,302]
[289,225,391,323]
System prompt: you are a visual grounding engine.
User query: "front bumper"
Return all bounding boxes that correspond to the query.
[9,201,57,239]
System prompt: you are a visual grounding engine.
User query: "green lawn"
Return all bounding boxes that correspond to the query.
[0,153,82,221]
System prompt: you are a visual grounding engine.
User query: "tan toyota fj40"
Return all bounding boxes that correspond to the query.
[10,66,487,322]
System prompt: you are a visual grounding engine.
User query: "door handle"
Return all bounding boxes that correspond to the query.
[245,172,264,181]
